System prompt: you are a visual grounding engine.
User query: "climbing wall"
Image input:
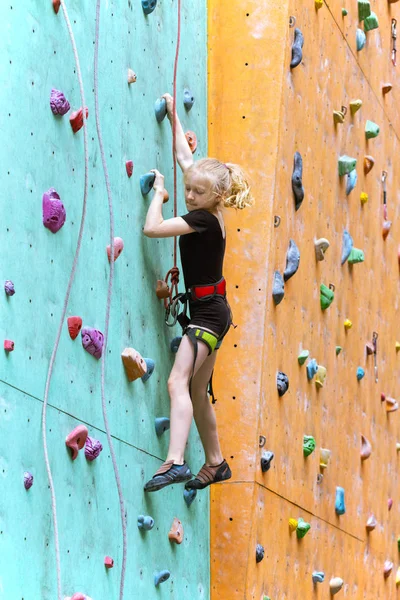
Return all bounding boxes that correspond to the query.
[209,0,400,598]
[0,1,209,598]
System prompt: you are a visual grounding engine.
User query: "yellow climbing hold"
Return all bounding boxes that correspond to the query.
[396,341,400,351]
[349,99,362,115]
[320,448,331,469]
[396,566,400,586]
[396,442,400,452]
[289,518,298,533]
[344,319,352,329]
[333,110,345,124]
[315,0,323,8]
[360,192,368,204]
[315,365,327,388]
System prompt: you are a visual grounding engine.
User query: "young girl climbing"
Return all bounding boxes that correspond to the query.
[143,93,253,492]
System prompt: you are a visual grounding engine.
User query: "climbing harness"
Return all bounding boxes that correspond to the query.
[392,19,397,66]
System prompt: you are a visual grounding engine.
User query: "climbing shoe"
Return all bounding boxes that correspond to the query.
[144,460,192,492]
[185,459,232,490]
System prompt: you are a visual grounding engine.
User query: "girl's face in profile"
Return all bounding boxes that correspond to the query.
[184,170,219,212]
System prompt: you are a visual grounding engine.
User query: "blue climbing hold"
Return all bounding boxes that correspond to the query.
[341,230,354,265]
[183,88,195,111]
[307,358,318,380]
[154,570,170,586]
[335,486,346,515]
[142,358,155,382]
[140,172,155,196]
[142,0,157,15]
[137,515,155,530]
[312,571,325,584]
[346,169,357,196]
[357,367,365,380]
[183,487,197,507]
[170,336,182,353]
[356,28,366,51]
[154,97,167,123]
[155,417,170,436]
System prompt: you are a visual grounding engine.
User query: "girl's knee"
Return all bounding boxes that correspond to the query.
[168,372,189,395]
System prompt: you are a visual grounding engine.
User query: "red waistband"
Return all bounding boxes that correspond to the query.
[189,278,226,301]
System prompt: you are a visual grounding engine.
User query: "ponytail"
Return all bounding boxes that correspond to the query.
[223,163,254,210]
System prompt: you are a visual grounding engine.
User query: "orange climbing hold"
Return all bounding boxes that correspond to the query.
[168,517,184,544]
[67,316,82,340]
[53,0,61,13]
[185,130,197,153]
[121,347,147,381]
[363,155,375,174]
[156,280,170,299]
[65,425,89,460]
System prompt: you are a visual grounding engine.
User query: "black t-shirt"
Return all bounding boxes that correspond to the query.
[179,209,225,290]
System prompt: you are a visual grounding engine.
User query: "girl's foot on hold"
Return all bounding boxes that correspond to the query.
[185,459,231,490]
[144,460,192,492]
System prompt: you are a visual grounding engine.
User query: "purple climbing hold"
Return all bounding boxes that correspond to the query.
[42,188,66,234]
[256,544,265,563]
[84,436,103,461]
[50,88,71,116]
[4,280,15,296]
[81,327,104,359]
[277,371,289,396]
[24,471,34,490]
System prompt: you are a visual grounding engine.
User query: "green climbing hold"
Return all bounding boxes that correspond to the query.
[365,120,379,139]
[364,11,379,31]
[298,350,309,365]
[398,536,400,552]
[342,8,348,15]
[338,155,357,176]
[320,283,334,310]
[296,517,311,539]
[303,435,316,457]
[336,346,342,355]
[348,248,364,264]
[358,0,371,21]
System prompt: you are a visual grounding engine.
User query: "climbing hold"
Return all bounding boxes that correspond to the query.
[283,239,300,281]
[296,517,311,539]
[125,160,134,178]
[335,486,346,515]
[396,566,400,586]
[291,152,304,210]
[69,595,87,600]
[358,0,371,21]
[384,561,394,578]
[364,12,379,31]
[142,358,155,383]
[314,238,330,261]
[356,28,367,51]
[121,347,147,381]
[336,346,342,355]
[43,188,66,234]
[346,169,357,196]
[330,577,344,595]
[53,0,61,13]
[69,107,88,133]
[168,517,184,544]
[320,448,331,469]
[156,280,170,299]
[290,28,304,69]
[170,337,182,353]
[303,435,316,457]
[24,471,33,490]
[388,498,393,510]
[341,230,353,265]
[127,69,137,84]
[277,371,289,396]
[288,518,298,533]
[183,88,195,111]
[382,83,392,94]
[333,107,346,124]
[364,155,375,174]
[50,88,70,116]
[154,570,170,586]
[185,131,198,154]
[342,8,348,15]
[320,283,334,310]
[65,425,89,460]
[344,319,352,329]
[360,192,368,204]
[312,571,325,583]
[349,99,362,115]
[306,358,318,380]
[137,515,155,530]
[155,417,170,436]
[274,215,281,227]
[154,97,167,123]
[272,271,285,305]
[348,248,364,264]
[84,436,103,461]
[67,316,82,340]
[181,487,198,510]
[338,155,357,177]
[259,435,267,448]
[140,172,155,195]
[256,544,265,563]
[366,514,377,531]
[81,327,104,359]
[4,280,15,296]
[298,350,309,365]
[396,342,400,352]
[383,395,399,413]
[382,221,392,240]
[365,120,380,139]
[142,0,157,15]
[315,365,327,388]
[315,0,323,9]
[106,237,124,262]
[357,367,365,380]
[104,556,114,569]
[366,341,375,355]
[360,435,372,460]
[261,450,274,472]
[4,340,14,352]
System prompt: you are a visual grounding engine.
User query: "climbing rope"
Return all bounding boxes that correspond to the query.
[94,2,127,599]
[41,1,89,598]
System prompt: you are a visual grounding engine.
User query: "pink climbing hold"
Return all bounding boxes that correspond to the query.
[4,340,14,352]
[71,595,86,600]
[69,107,89,133]
[126,160,134,178]
[50,88,70,116]
[388,498,393,511]
[65,425,89,460]
[85,436,103,461]
[106,237,124,262]
[104,556,114,568]
[43,188,66,234]
[185,130,197,154]
[81,327,104,359]
[67,316,83,340]
[52,0,61,13]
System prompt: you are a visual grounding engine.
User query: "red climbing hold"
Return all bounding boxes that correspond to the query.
[126,160,134,178]
[67,316,83,340]
[106,237,124,262]
[185,130,197,154]
[104,556,114,568]
[69,107,89,133]
[53,0,61,13]
[71,595,86,600]
[65,425,89,460]
[4,340,14,352]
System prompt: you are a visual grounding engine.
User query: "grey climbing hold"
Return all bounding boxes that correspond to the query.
[183,487,197,507]
[140,172,155,195]
[290,28,304,69]
[170,337,182,353]
[261,450,275,472]
[154,570,170,586]
[283,239,300,281]
[154,98,167,123]
[137,515,155,530]
[292,152,304,210]
[256,544,265,563]
[314,238,330,261]
[183,88,194,111]
[312,571,325,584]
[346,169,358,196]
[341,230,353,265]
[277,371,289,396]
[272,271,284,305]
[338,155,357,176]
[142,358,155,382]
[307,359,318,380]
[155,417,170,436]
[356,28,367,51]
[142,0,157,15]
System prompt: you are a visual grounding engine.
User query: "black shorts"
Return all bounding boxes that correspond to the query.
[188,297,232,342]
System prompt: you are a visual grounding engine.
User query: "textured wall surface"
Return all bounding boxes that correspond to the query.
[0,1,208,598]
[209,0,400,598]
